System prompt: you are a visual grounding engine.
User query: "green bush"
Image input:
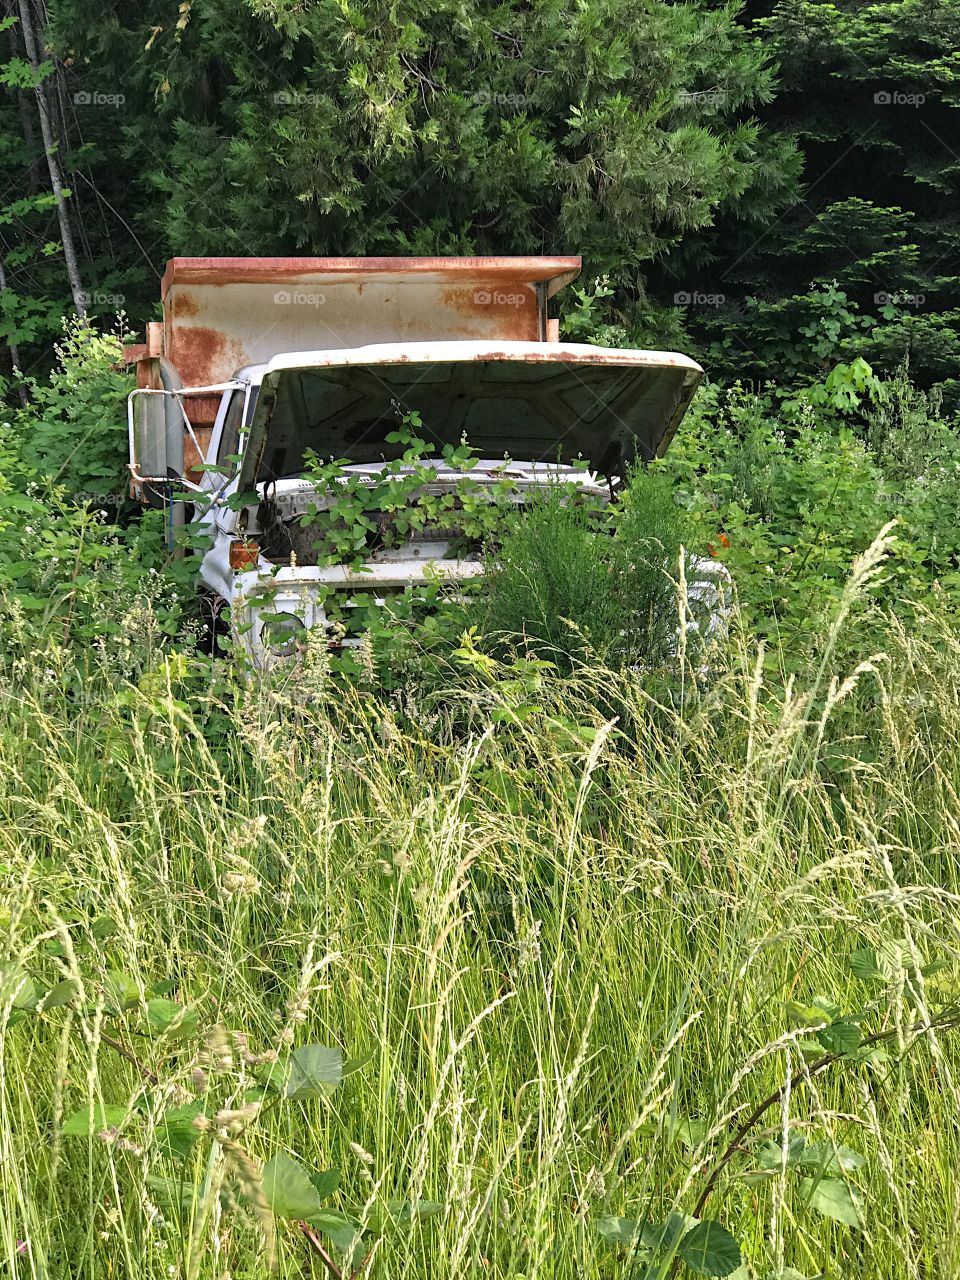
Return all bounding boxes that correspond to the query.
[3,547,960,1280]
[661,362,960,670]
[0,317,189,673]
[14,317,134,502]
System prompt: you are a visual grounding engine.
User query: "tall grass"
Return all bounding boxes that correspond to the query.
[472,470,694,670]
[1,533,960,1279]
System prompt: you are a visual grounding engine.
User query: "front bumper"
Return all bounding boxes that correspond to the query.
[233,559,485,664]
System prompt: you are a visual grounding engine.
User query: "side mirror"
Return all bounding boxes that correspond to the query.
[129,389,185,486]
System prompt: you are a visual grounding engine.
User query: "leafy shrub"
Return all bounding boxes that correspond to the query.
[0,317,188,673]
[0,486,186,700]
[14,316,133,501]
[662,362,960,668]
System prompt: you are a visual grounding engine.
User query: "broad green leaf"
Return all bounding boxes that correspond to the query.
[756,1133,806,1169]
[796,1038,824,1057]
[147,978,177,997]
[91,915,119,941]
[13,593,50,611]
[797,1140,864,1175]
[63,1102,129,1136]
[285,1045,343,1099]
[816,1019,861,1055]
[38,979,81,1010]
[785,1000,828,1028]
[157,1101,205,1161]
[103,972,140,1012]
[263,1152,324,1220]
[596,1216,642,1245]
[799,1176,863,1228]
[309,1168,341,1200]
[145,998,199,1039]
[0,492,42,512]
[343,1048,375,1077]
[365,1200,443,1231]
[310,1208,363,1254]
[678,1221,742,1277]
[675,1117,710,1149]
[849,947,884,984]
[1,965,38,1015]
[642,1213,697,1253]
[857,1044,890,1066]
[147,1172,201,1212]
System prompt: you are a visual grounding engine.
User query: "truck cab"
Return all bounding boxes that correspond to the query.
[125,258,707,663]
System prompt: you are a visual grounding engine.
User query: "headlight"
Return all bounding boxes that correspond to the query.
[260,611,305,656]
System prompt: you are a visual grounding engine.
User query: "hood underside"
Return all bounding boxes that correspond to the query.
[239,341,703,489]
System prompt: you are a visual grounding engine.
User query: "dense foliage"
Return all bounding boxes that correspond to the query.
[681,0,960,398]
[0,0,797,372]
[3,538,960,1280]
[3,0,960,403]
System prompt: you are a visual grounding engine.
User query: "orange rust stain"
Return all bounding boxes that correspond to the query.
[437,284,539,340]
[161,256,582,297]
[181,393,222,429]
[185,426,214,481]
[136,357,163,390]
[121,343,148,365]
[172,289,201,319]
[168,324,246,386]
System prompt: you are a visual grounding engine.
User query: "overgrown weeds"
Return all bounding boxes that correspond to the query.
[2,532,960,1279]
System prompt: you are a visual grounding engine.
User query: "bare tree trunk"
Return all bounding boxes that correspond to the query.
[16,0,86,317]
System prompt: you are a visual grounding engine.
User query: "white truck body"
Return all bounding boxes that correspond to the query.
[124,260,710,664]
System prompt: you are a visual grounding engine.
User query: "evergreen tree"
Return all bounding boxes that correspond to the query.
[36,0,798,332]
[661,0,960,399]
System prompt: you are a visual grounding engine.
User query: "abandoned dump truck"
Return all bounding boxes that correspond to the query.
[125,256,706,664]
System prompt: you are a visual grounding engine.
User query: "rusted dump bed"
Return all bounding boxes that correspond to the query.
[128,255,578,388]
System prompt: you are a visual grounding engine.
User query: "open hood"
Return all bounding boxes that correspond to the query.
[239,341,703,489]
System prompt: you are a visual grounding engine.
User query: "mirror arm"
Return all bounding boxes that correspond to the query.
[126,460,205,495]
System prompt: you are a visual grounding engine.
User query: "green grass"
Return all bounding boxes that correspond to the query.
[2,535,960,1280]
